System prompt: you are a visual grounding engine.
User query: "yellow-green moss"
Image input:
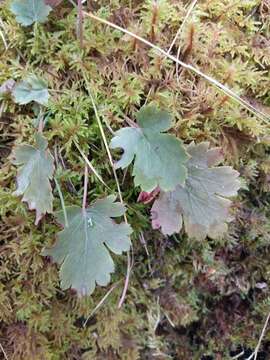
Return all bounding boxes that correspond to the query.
[1,0,270,358]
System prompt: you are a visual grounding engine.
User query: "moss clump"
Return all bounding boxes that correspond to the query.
[1,0,270,358]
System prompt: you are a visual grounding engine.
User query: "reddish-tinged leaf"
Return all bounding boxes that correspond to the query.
[151,142,240,239]
[44,0,62,6]
[137,187,160,204]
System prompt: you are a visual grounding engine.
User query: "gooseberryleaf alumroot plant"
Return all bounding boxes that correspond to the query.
[151,142,241,239]
[42,196,132,296]
[110,108,241,240]
[10,0,52,26]
[110,106,188,192]
[8,0,241,296]
[12,133,54,225]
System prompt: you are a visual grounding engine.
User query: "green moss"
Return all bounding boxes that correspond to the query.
[1,0,270,358]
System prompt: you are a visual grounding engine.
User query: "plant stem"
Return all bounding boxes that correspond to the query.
[74,141,110,189]
[0,342,8,360]
[54,177,69,227]
[167,0,198,54]
[117,252,131,308]
[83,282,119,327]
[38,108,44,133]
[83,79,133,307]
[168,0,198,83]
[85,80,125,210]
[246,310,270,360]
[82,165,88,211]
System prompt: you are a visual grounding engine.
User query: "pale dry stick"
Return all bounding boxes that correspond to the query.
[49,89,68,94]
[103,118,115,135]
[83,78,125,206]
[0,28,7,50]
[74,142,110,189]
[139,231,150,257]
[143,85,153,106]
[121,167,129,186]
[166,0,198,55]
[83,11,269,123]
[38,111,44,133]
[118,248,132,309]
[139,231,152,273]
[0,18,8,50]
[246,310,270,360]
[231,350,244,359]
[0,101,5,117]
[174,0,199,84]
[164,311,175,328]
[83,282,119,327]
[122,114,138,128]
[83,78,133,308]
[0,342,8,360]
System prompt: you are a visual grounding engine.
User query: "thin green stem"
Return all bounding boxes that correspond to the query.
[54,177,69,227]
[82,76,132,308]
[74,141,110,189]
[82,165,88,211]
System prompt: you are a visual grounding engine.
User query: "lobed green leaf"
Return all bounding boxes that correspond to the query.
[110,105,188,192]
[43,195,132,296]
[151,142,241,239]
[12,75,50,105]
[12,133,55,224]
[10,0,52,26]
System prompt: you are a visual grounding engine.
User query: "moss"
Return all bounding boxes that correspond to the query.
[1,0,270,358]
